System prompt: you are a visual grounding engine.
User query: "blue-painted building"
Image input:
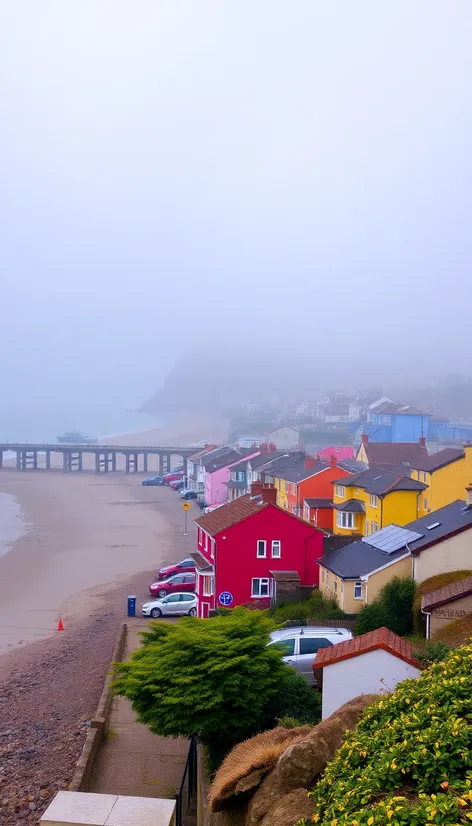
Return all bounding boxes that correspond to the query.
[355,401,429,444]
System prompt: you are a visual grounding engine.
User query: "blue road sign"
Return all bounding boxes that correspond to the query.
[219,591,233,606]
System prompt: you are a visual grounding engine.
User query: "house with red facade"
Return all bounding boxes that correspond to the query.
[192,482,324,618]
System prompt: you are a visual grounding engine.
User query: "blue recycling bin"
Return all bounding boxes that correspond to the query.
[127,595,136,618]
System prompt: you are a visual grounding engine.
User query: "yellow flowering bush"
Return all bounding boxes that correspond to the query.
[304,642,472,825]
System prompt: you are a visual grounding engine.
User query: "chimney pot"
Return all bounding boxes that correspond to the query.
[261,483,278,506]
[362,434,368,446]
[250,481,264,497]
[418,436,426,448]
[329,454,337,468]
[304,455,318,469]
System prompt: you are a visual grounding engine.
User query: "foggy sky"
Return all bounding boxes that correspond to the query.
[2,1,472,412]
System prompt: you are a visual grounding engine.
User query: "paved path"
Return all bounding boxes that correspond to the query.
[88,619,190,800]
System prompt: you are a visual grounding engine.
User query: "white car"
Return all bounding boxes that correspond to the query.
[267,626,353,684]
[142,592,198,619]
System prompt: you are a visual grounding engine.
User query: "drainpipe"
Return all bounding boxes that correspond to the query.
[422,608,431,640]
[380,496,384,528]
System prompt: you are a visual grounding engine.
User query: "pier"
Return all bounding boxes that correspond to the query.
[0,444,197,474]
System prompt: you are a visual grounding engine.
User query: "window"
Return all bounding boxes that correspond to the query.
[336,511,355,529]
[371,522,379,533]
[252,577,271,597]
[420,471,428,483]
[423,498,428,511]
[335,485,345,497]
[321,568,325,583]
[334,579,337,594]
[180,594,194,602]
[202,576,214,596]
[205,533,208,551]
[163,594,180,603]
[257,540,267,558]
[369,494,378,508]
[271,540,281,558]
[354,581,363,599]
[312,510,318,526]
[299,637,332,655]
[304,506,309,521]
[268,638,295,656]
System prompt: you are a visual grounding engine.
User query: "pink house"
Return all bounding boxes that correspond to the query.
[203,449,260,505]
[316,445,354,462]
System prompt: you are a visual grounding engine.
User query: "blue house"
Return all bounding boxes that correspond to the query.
[356,401,430,444]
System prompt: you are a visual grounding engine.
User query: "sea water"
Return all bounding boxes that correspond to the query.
[0,492,29,558]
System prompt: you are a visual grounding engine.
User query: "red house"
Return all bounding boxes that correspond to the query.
[192,482,324,618]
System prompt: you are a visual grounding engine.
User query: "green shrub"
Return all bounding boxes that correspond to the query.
[355,577,416,636]
[270,590,345,624]
[304,641,472,825]
[413,570,472,633]
[270,667,321,727]
[113,608,288,771]
[413,640,451,667]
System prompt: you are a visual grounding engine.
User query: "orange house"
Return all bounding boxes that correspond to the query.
[271,456,359,529]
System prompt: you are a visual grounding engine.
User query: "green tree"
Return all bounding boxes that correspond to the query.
[355,577,416,636]
[113,608,291,770]
[271,668,321,727]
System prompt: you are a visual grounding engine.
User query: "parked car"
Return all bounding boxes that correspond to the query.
[142,593,198,619]
[142,475,164,486]
[267,626,353,685]
[169,479,185,490]
[149,572,196,597]
[179,489,198,500]
[203,502,225,514]
[157,557,196,580]
[163,472,183,485]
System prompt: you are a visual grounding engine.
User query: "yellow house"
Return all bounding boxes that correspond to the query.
[410,446,472,515]
[318,524,414,613]
[356,434,429,468]
[332,469,427,537]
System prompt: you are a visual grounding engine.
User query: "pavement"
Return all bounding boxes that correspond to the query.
[88,618,191,801]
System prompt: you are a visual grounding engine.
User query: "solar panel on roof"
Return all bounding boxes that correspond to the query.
[362,524,423,554]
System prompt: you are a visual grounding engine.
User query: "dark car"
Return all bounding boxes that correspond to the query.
[142,475,164,486]
[157,557,196,580]
[180,489,198,500]
[149,573,196,597]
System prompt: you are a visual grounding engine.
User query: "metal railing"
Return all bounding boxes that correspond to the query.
[175,737,197,826]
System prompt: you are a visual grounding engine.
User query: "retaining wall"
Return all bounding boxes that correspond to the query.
[70,622,128,791]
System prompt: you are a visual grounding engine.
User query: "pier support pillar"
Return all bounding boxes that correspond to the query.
[21,452,27,471]
[103,452,109,472]
[78,453,83,471]
[182,456,188,476]
[125,454,130,474]
[63,452,69,472]
[0,451,3,469]
[95,453,101,474]
[166,453,171,473]
[46,451,51,470]
[16,451,21,470]
[159,454,164,475]
[134,453,139,472]
[111,452,116,472]
[33,451,38,470]
[143,453,148,473]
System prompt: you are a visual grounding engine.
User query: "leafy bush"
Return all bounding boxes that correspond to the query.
[270,667,321,727]
[270,589,345,624]
[113,607,307,772]
[304,641,472,825]
[413,640,451,667]
[355,577,416,636]
[413,570,472,634]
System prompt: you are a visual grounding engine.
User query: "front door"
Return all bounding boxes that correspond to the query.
[201,602,210,619]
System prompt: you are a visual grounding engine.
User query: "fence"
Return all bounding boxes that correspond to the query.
[175,737,197,826]
[281,617,357,631]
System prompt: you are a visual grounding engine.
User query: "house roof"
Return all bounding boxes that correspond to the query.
[318,499,472,578]
[314,627,422,670]
[272,458,328,483]
[195,494,269,536]
[247,451,288,470]
[257,454,302,476]
[361,441,428,468]
[225,480,247,489]
[304,498,333,509]
[369,401,427,416]
[187,445,219,462]
[203,448,256,473]
[332,468,427,496]
[409,448,465,473]
[422,576,472,612]
[269,570,301,582]
[332,498,365,513]
[189,551,214,573]
[337,458,366,474]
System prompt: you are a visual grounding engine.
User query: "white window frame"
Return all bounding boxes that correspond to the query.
[251,577,271,597]
[371,522,379,533]
[369,494,378,508]
[335,485,345,497]
[202,576,214,597]
[334,579,337,594]
[423,498,428,511]
[271,540,281,558]
[354,581,363,600]
[312,509,318,526]
[336,511,355,529]
[257,540,267,558]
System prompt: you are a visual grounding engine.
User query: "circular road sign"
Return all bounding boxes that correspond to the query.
[219,591,233,606]
[182,502,191,511]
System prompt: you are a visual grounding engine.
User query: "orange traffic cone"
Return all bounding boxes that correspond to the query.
[57,617,64,632]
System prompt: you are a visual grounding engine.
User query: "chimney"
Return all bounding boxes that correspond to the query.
[329,454,337,468]
[418,436,426,448]
[250,481,264,498]
[362,434,369,446]
[261,484,278,506]
[304,455,318,469]
[467,484,472,507]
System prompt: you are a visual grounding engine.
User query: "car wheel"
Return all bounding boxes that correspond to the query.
[150,608,162,619]
[158,588,167,597]
[188,607,197,617]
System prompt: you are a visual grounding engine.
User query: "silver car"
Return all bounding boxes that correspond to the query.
[142,592,198,619]
[267,626,353,684]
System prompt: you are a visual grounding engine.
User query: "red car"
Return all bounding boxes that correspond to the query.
[149,573,196,597]
[157,557,196,580]
[163,473,183,484]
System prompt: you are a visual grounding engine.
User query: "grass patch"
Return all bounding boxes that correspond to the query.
[413,569,472,633]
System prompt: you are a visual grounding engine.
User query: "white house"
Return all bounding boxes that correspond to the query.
[266,426,301,451]
[314,627,422,720]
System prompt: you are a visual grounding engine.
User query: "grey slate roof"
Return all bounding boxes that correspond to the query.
[203,448,255,473]
[410,448,465,472]
[337,459,367,473]
[304,498,333,508]
[332,468,427,496]
[272,459,328,483]
[225,480,247,489]
[318,499,472,577]
[333,498,366,513]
